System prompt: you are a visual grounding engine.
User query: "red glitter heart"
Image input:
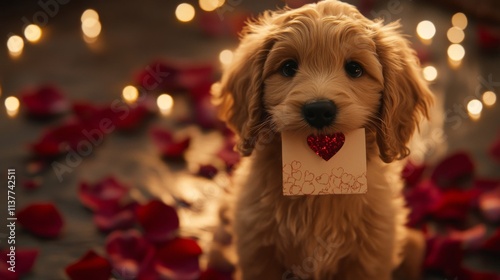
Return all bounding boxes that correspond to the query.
[307,133,345,161]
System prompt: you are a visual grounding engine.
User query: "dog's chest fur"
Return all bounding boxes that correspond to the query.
[232,139,408,277]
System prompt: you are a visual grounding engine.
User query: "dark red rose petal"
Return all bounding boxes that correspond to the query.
[178,65,214,93]
[402,160,426,187]
[134,60,178,92]
[428,189,478,223]
[479,228,500,253]
[23,178,41,190]
[105,229,155,279]
[478,25,500,50]
[78,177,129,212]
[424,236,463,277]
[197,164,218,179]
[0,248,38,276]
[404,179,442,227]
[73,101,150,132]
[136,200,179,243]
[154,237,202,279]
[31,120,88,157]
[94,202,138,232]
[489,132,500,162]
[431,151,474,188]
[150,127,191,160]
[20,85,69,117]
[65,250,112,280]
[216,137,240,174]
[17,202,64,238]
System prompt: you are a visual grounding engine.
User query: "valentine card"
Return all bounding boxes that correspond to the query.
[282,128,367,195]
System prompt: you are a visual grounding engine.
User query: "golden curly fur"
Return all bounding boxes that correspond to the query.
[211,0,433,279]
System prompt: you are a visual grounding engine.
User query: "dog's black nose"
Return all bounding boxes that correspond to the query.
[302,100,337,129]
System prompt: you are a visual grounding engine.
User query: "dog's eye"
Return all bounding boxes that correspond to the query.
[345,61,363,78]
[280,60,298,77]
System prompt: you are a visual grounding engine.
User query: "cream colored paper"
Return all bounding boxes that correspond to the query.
[282,128,367,195]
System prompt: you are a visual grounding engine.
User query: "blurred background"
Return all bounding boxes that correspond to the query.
[0,0,499,279]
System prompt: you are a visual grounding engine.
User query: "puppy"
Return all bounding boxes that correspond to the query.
[212,0,433,279]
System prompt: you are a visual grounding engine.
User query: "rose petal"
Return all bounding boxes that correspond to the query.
[65,250,112,280]
[402,160,426,187]
[134,60,178,92]
[94,202,138,232]
[193,94,224,130]
[431,151,474,188]
[449,224,488,250]
[216,137,240,174]
[106,229,155,279]
[20,85,69,117]
[73,101,150,132]
[489,132,500,162]
[78,177,129,212]
[479,187,500,222]
[154,237,202,279]
[479,228,500,253]
[404,179,442,227]
[136,200,179,243]
[428,189,478,223]
[31,120,88,157]
[23,178,41,191]
[197,164,218,179]
[0,248,38,276]
[424,236,463,277]
[17,203,64,238]
[150,127,190,160]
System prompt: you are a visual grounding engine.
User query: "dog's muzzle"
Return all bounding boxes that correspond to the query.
[302,100,337,129]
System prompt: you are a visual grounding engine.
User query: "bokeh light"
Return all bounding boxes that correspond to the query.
[122,85,139,104]
[199,0,220,12]
[219,49,233,65]
[176,3,195,22]
[81,9,99,22]
[82,18,102,39]
[447,44,465,61]
[24,24,42,43]
[452,12,468,30]
[447,27,464,44]
[157,93,174,115]
[416,20,436,40]
[482,91,496,106]
[467,99,483,115]
[422,66,438,82]
[5,96,20,117]
[7,35,24,56]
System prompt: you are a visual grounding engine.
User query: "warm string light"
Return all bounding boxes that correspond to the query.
[482,91,497,107]
[24,24,42,43]
[447,27,464,44]
[5,96,20,118]
[467,99,482,120]
[199,0,225,12]
[422,65,438,82]
[176,3,195,22]
[447,44,465,61]
[452,13,468,30]
[81,9,101,43]
[416,20,436,44]
[157,93,174,116]
[219,49,233,65]
[7,35,24,57]
[122,85,139,104]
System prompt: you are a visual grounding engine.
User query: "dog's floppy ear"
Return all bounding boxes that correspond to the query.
[212,14,277,156]
[373,21,434,163]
